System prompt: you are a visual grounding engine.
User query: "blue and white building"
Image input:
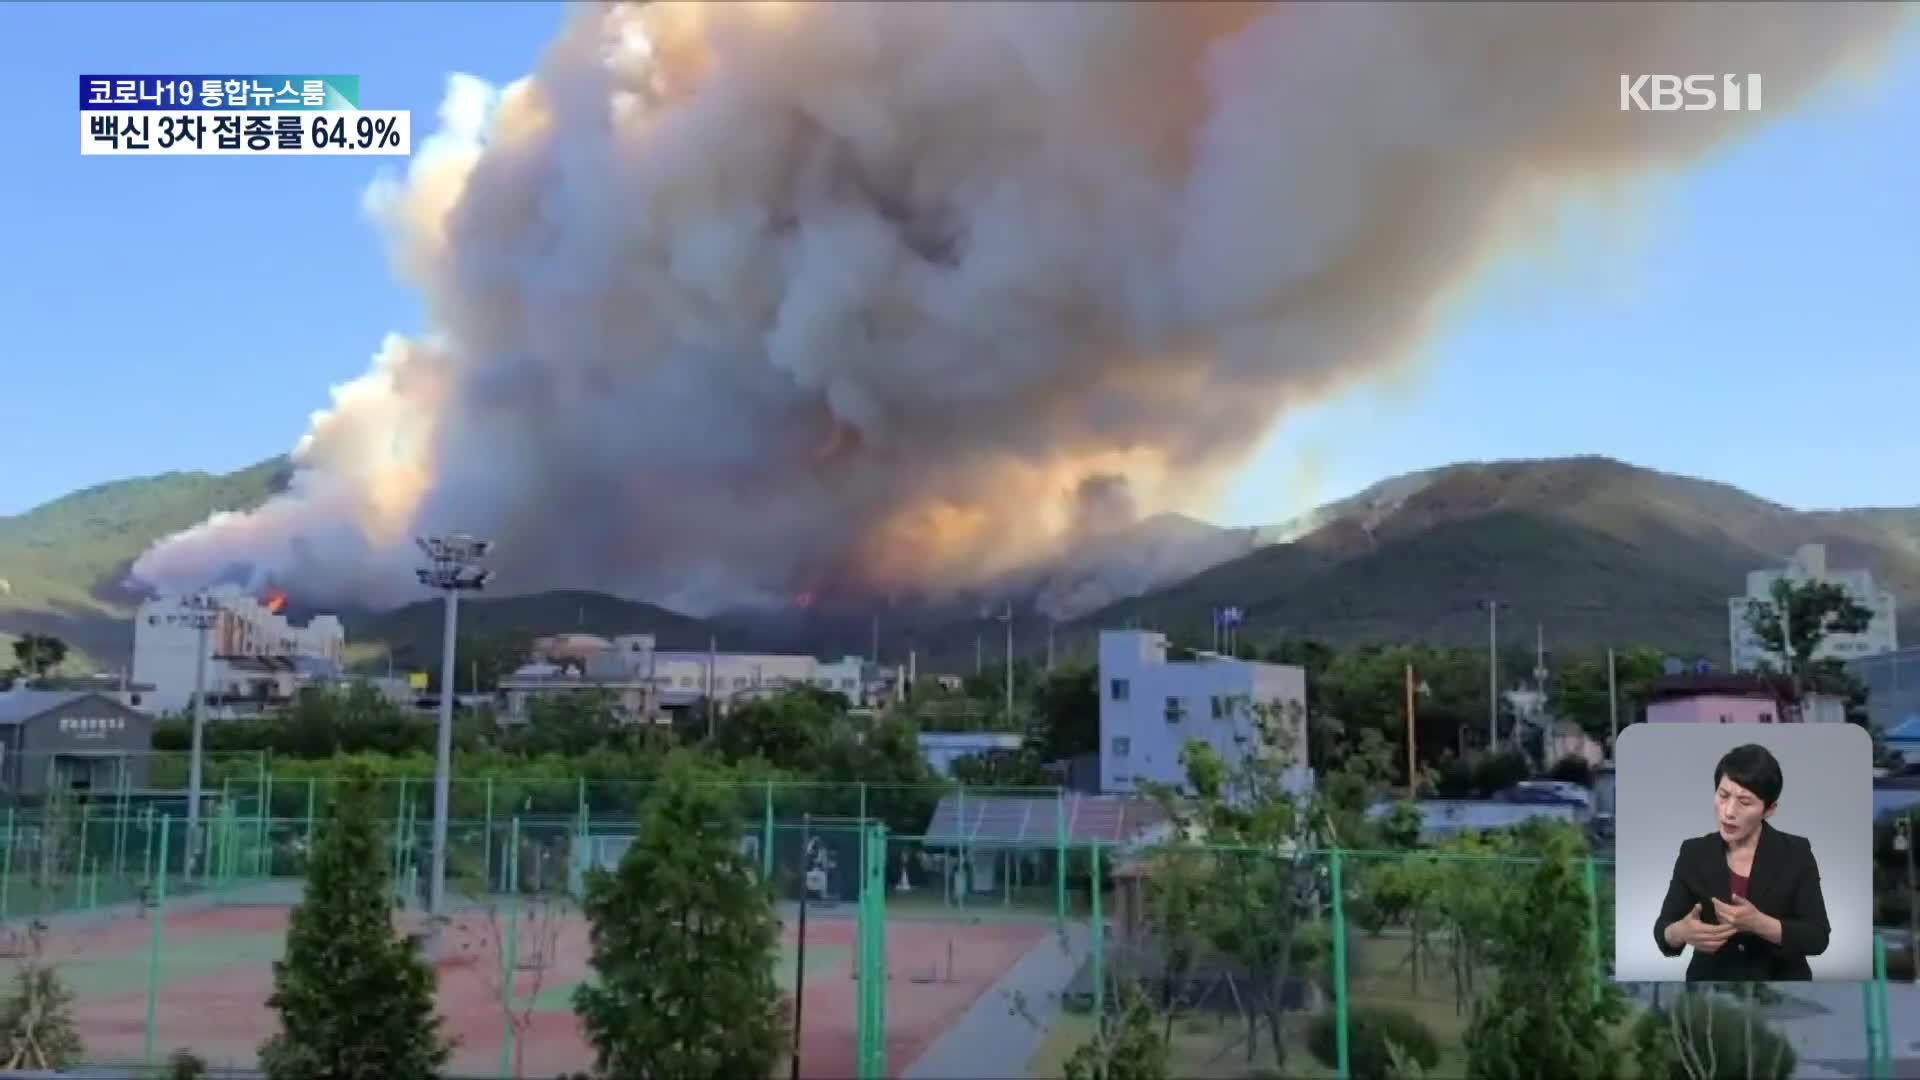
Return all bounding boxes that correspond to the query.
[1096,629,1309,795]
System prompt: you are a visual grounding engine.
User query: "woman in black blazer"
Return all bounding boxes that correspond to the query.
[1651,743,1830,981]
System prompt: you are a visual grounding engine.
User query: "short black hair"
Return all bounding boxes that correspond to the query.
[1713,743,1784,807]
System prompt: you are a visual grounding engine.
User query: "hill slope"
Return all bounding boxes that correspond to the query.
[0,457,290,666]
[1072,456,1920,660]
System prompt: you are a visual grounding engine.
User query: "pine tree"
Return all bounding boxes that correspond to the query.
[1463,825,1627,1080]
[573,759,788,1078]
[260,772,449,1080]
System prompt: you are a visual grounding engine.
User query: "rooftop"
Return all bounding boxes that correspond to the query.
[0,691,116,726]
[921,793,1168,848]
[1644,673,1794,704]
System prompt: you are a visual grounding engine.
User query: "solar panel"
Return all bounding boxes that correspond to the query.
[921,793,1165,847]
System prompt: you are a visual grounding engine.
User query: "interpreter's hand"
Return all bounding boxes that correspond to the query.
[1712,895,1765,935]
[1668,903,1737,954]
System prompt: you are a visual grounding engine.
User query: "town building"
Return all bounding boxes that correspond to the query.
[1642,673,1845,725]
[1096,629,1310,796]
[0,690,154,797]
[1848,645,1920,737]
[130,587,345,716]
[918,731,1026,778]
[1728,544,1898,672]
[500,632,870,724]
[652,648,866,710]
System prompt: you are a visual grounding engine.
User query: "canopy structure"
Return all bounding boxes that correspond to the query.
[920,792,1167,849]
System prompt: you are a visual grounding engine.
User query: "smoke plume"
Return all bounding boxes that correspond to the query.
[132,0,1908,613]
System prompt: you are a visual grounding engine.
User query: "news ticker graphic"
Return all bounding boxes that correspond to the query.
[80,75,410,157]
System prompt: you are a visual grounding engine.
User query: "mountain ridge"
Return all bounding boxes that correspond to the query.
[2,453,1914,672]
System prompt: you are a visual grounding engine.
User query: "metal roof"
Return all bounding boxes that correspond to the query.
[920,793,1168,848]
[0,691,98,726]
[1886,715,1920,743]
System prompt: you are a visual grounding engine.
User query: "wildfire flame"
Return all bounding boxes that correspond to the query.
[262,589,288,614]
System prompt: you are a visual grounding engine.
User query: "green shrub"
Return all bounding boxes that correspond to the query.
[1308,1005,1441,1079]
[1631,993,1796,1080]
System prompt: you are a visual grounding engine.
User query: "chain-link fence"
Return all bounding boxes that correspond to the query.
[0,786,1899,1079]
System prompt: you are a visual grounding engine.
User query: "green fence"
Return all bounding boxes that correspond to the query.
[0,791,1899,1079]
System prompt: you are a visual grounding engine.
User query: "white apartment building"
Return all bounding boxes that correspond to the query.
[502,633,868,722]
[652,649,866,708]
[1098,629,1310,796]
[1728,544,1898,673]
[130,587,346,715]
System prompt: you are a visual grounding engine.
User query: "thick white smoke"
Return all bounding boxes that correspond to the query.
[132,0,1909,613]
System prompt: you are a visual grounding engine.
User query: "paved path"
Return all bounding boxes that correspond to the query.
[1771,979,1920,1079]
[902,923,1090,1080]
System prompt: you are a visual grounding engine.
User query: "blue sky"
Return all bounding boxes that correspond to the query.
[2,3,1915,527]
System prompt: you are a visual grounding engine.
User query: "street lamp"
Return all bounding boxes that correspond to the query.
[179,594,223,880]
[415,534,492,921]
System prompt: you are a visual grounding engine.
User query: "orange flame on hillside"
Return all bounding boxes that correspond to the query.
[262,589,288,614]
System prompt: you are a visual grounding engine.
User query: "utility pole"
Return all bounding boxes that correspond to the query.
[416,534,492,924]
[1607,647,1619,752]
[1001,602,1014,727]
[1483,600,1502,749]
[1404,663,1418,799]
[1046,620,1055,673]
[870,613,879,666]
[1532,623,1549,762]
[975,633,982,676]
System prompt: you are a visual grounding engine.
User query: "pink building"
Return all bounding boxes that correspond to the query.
[1644,674,1789,724]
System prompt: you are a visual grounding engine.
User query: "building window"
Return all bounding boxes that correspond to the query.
[1759,712,1773,723]
[1110,678,1129,702]
[1718,715,1731,724]
[1165,697,1186,724]
[1112,737,1130,757]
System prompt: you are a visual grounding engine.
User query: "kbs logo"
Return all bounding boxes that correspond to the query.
[1619,74,1763,112]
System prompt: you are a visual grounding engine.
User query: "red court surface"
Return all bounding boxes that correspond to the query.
[27,903,1046,1078]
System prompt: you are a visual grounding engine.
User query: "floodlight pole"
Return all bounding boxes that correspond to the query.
[416,534,492,923]
[182,595,221,881]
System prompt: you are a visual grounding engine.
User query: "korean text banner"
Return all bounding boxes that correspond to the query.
[78,76,360,111]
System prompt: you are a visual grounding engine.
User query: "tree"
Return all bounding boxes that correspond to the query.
[1028,664,1099,762]
[573,756,789,1078]
[1745,577,1872,677]
[260,772,449,1080]
[1744,578,1889,756]
[1547,647,1665,741]
[1139,698,1389,1070]
[709,691,835,767]
[454,873,572,1080]
[9,634,67,679]
[0,923,82,1070]
[1059,981,1171,1080]
[1462,824,1626,1080]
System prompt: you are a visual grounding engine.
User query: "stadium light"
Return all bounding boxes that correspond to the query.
[415,534,493,922]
